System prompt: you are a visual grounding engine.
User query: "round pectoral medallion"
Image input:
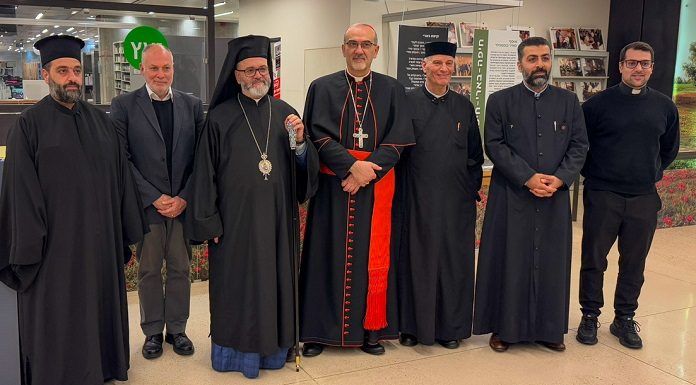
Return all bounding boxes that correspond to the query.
[259,155,272,180]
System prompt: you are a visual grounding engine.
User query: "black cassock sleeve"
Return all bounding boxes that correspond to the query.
[553,97,588,187]
[116,118,148,253]
[484,92,537,187]
[0,117,47,291]
[304,82,358,179]
[184,116,224,242]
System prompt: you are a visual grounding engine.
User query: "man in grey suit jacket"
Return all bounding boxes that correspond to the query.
[111,43,204,359]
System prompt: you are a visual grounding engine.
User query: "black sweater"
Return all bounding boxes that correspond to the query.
[581,83,680,195]
[152,99,174,187]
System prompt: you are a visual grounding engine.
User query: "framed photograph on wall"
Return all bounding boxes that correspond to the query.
[581,57,607,76]
[454,53,473,77]
[426,21,459,46]
[578,28,605,51]
[558,57,583,76]
[578,81,603,101]
[506,25,536,41]
[554,81,576,92]
[450,80,472,98]
[459,22,486,47]
[549,27,578,50]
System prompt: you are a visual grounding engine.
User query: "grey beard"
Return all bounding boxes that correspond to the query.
[243,81,270,99]
[525,70,549,88]
[49,79,82,104]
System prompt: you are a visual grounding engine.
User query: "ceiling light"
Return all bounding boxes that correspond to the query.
[71,10,78,15]
[54,25,59,28]
[214,1,226,7]
[41,29,48,33]
[29,37,35,41]
[215,11,234,17]
[66,27,74,32]
[78,30,84,32]
[50,33,55,36]
[94,35,99,38]
[35,34,41,38]
[148,12,155,15]
[35,13,44,20]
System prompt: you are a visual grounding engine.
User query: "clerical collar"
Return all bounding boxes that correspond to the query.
[522,81,548,98]
[146,83,173,101]
[346,69,371,82]
[48,95,80,115]
[619,81,647,96]
[423,84,449,103]
[238,91,269,106]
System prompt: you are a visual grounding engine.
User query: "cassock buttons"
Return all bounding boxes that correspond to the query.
[536,208,541,213]
[538,133,542,137]
[537,114,542,119]
[539,152,544,156]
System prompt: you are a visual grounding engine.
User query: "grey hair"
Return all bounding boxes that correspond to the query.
[141,43,173,62]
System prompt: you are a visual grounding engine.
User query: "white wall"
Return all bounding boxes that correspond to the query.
[238,0,351,111]
[238,0,610,111]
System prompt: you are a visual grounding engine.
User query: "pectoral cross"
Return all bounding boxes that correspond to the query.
[353,128,369,149]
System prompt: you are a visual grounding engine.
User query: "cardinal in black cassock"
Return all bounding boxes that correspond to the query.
[299,23,415,356]
[0,35,146,385]
[395,42,483,349]
[185,35,319,379]
[473,38,588,351]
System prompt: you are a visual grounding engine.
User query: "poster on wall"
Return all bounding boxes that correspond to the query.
[396,25,448,92]
[470,29,524,129]
[271,39,281,99]
[674,1,696,154]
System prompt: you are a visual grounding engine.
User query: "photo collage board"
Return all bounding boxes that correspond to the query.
[550,27,608,102]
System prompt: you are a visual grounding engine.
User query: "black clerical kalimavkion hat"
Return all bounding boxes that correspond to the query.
[208,35,273,110]
[34,35,85,67]
[424,41,457,58]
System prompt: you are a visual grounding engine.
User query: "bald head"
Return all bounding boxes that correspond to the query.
[344,23,378,45]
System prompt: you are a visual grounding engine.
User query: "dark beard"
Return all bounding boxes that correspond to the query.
[524,69,549,88]
[49,78,82,104]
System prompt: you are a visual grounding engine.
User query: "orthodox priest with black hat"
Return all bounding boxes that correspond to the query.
[0,35,146,384]
[185,35,319,379]
[473,37,588,353]
[299,23,414,357]
[396,41,483,349]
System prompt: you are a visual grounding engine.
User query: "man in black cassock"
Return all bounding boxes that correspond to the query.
[299,23,414,357]
[185,35,319,379]
[473,37,588,352]
[396,42,483,349]
[0,35,145,385]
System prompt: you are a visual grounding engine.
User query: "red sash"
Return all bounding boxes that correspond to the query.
[320,149,394,330]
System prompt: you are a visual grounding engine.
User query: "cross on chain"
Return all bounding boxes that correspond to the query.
[353,128,369,148]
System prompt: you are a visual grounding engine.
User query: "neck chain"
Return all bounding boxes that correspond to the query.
[345,70,372,148]
[237,93,273,180]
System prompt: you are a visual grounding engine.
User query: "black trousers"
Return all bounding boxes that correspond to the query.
[579,189,661,318]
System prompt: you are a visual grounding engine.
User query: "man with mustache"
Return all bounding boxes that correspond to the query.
[110,43,204,360]
[185,35,318,379]
[0,35,146,384]
[576,42,679,349]
[299,23,414,356]
[396,41,483,349]
[473,37,588,352]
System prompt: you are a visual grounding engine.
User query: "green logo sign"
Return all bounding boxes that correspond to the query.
[123,26,168,69]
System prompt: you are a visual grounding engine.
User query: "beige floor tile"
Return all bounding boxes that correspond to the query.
[314,342,690,385]
[605,308,696,383]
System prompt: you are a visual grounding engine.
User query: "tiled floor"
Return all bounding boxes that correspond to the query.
[116,221,696,385]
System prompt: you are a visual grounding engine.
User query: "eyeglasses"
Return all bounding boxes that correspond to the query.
[235,66,269,77]
[344,40,376,50]
[622,60,653,69]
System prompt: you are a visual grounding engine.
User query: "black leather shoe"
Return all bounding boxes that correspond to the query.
[142,333,163,359]
[610,317,643,349]
[360,341,385,355]
[165,332,195,356]
[437,339,460,349]
[576,314,600,345]
[302,343,324,357]
[399,333,418,347]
